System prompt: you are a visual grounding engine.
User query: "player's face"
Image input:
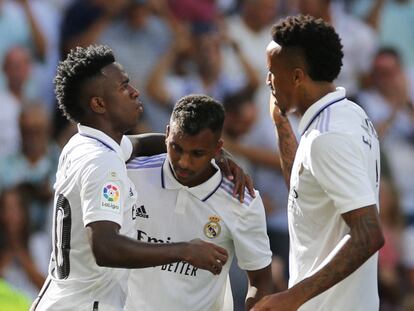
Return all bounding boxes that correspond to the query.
[266,41,297,114]
[166,124,223,187]
[101,62,143,133]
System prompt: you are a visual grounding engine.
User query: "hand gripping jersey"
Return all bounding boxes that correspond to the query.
[125,154,272,311]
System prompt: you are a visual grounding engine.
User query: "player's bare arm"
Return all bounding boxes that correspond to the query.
[128,133,166,158]
[245,265,273,311]
[251,205,384,311]
[86,221,228,275]
[269,94,298,188]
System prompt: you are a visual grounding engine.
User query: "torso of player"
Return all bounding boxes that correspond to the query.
[287,89,380,310]
[125,154,260,311]
[47,129,137,303]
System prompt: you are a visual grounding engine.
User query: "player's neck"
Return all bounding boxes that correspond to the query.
[81,117,123,145]
[298,83,336,116]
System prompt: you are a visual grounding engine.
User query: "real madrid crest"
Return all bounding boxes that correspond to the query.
[204,215,221,239]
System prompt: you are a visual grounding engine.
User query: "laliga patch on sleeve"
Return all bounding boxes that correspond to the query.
[101,182,121,213]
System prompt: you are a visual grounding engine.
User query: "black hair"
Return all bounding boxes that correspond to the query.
[54,45,115,122]
[375,46,402,65]
[223,88,254,113]
[271,14,343,82]
[171,94,225,135]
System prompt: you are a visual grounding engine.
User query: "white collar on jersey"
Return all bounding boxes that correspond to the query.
[77,124,133,162]
[298,87,346,136]
[161,156,223,202]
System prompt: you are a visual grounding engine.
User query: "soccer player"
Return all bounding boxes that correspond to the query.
[252,15,384,310]
[31,45,230,311]
[125,94,273,311]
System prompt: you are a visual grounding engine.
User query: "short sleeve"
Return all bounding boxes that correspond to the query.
[80,154,127,227]
[232,193,272,271]
[309,133,376,214]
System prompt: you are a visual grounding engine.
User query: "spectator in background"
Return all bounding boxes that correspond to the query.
[221,88,289,310]
[350,0,414,72]
[167,0,217,23]
[0,46,35,159]
[0,187,47,300]
[0,0,60,114]
[378,176,405,310]
[145,21,259,131]
[0,0,46,85]
[402,225,414,304]
[358,47,414,226]
[222,2,292,267]
[296,0,378,99]
[59,0,129,57]
[223,0,279,148]
[0,103,59,232]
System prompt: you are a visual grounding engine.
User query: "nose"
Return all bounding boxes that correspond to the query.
[128,84,139,98]
[178,153,190,169]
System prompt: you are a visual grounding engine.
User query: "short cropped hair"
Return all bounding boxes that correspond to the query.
[271,14,343,82]
[54,45,115,122]
[171,94,225,136]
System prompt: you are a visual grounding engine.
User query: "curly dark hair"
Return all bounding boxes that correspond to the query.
[271,14,343,82]
[54,45,115,122]
[171,94,225,135]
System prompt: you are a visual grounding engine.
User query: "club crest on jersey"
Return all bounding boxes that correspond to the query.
[101,182,121,213]
[204,215,221,239]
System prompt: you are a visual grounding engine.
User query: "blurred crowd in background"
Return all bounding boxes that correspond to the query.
[0,0,413,310]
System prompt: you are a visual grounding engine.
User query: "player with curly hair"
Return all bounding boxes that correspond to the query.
[31,45,230,311]
[252,15,384,310]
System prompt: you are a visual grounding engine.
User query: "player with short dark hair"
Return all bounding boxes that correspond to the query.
[125,94,273,311]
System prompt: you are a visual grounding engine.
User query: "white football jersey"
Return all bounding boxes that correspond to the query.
[32,124,137,311]
[288,87,380,311]
[125,154,272,311]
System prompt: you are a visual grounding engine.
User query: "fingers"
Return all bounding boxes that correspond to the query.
[232,169,245,203]
[215,153,235,181]
[215,251,228,265]
[207,256,224,275]
[221,157,234,181]
[210,263,222,275]
[245,174,256,198]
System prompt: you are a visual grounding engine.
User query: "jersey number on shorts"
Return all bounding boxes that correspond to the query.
[54,194,72,279]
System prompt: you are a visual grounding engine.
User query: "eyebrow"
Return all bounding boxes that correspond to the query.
[119,77,129,87]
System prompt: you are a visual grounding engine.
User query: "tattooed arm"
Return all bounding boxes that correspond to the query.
[251,205,384,311]
[269,94,298,188]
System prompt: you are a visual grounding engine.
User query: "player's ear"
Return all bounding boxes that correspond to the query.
[165,125,170,146]
[292,67,305,86]
[165,125,170,138]
[90,96,106,114]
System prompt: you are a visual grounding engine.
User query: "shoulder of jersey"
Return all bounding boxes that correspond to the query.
[315,99,364,134]
[127,153,166,170]
[217,177,255,208]
[64,134,122,162]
